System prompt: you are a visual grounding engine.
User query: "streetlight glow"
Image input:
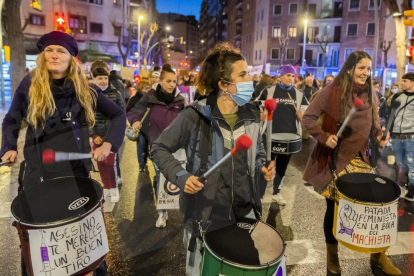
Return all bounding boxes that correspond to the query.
[166,26,171,31]
[139,15,143,20]
[304,19,308,24]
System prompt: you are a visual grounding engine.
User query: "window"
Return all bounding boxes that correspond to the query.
[29,14,45,26]
[274,4,282,15]
[91,22,103,33]
[288,26,297,37]
[69,15,87,33]
[271,48,280,59]
[272,26,281,38]
[90,0,103,4]
[349,0,360,11]
[256,31,258,41]
[259,50,262,60]
[287,49,295,60]
[365,48,373,57]
[255,50,257,60]
[289,3,298,14]
[257,12,259,22]
[247,3,250,10]
[369,0,381,10]
[261,9,264,20]
[249,34,252,42]
[347,23,358,36]
[308,4,317,18]
[367,23,375,35]
[260,29,263,40]
[345,48,355,60]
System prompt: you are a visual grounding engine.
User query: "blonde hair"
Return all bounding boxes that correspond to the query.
[27,52,97,128]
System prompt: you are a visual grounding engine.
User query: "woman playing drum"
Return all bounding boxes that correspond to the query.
[151,42,276,275]
[0,31,126,275]
[302,51,400,276]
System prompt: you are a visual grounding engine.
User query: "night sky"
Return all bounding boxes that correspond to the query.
[156,0,202,20]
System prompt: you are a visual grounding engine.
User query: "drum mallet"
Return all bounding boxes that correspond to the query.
[382,101,401,140]
[336,97,364,138]
[42,149,93,164]
[198,134,252,183]
[264,99,277,165]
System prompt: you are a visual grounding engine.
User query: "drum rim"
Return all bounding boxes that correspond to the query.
[203,220,286,269]
[12,203,102,227]
[11,176,103,227]
[336,190,400,206]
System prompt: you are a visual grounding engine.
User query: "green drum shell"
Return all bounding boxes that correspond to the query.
[201,221,286,276]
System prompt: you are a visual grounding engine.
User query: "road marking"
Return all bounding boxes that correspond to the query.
[285,233,414,266]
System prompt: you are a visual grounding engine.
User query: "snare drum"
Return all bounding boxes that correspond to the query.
[201,218,286,276]
[333,173,400,253]
[271,133,301,155]
[11,177,109,276]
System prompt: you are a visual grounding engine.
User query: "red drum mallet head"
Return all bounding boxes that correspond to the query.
[42,149,55,164]
[353,97,364,108]
[264,98,277,113]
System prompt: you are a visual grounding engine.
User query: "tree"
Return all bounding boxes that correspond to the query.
[111,21,133,66]
[383,0,412,84]
[380,40,394,68]
[4,0,26,96]
[278,34,289,66]
[316,36,329,73]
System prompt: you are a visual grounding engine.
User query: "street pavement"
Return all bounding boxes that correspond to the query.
[0,130,413,275]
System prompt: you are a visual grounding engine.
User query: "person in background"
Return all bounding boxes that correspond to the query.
[153,65,161,72]
[373,80,388,127]
[185,74,196,86]
[92,68,125,202]
[310,75,334,103]
[128,64,186,228]
[126,80,152,171]
[303,75,318,102]
[151,71,161,90]
[252,74,260,87]
[90,60,108,73]
[295,75,304,90]
[109,70,128,102]
[178,75,185,86]
[252,74,273,99]
[387,83,400,106]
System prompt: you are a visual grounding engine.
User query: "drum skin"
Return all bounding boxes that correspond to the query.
[11,177,106,276]
[271,133,301,155]
[333,173,400,254]
[201,218,285,276]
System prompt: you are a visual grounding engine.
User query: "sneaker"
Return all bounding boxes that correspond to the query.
[155,212,167,228]
[271,193,286,206]
[163,211,169,221]
[402,187,414,202]
[103,189,111,200]
[110,187,120,203]
[139,167,146,172]
[116,177,123,186]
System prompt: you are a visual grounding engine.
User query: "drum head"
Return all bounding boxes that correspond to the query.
[271,133,300,140]
[336,173,400,203]
[204,218,284,266]
[11,177,102,226]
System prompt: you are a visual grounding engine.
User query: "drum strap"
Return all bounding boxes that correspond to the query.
[81,108,93,172]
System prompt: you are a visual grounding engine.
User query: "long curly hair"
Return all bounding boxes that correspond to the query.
[27,52,97,128]
[196,42,245,96]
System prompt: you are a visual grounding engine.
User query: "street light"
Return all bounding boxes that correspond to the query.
[200,39,205,44]
[302,12,308,73]
[137,15,144,69]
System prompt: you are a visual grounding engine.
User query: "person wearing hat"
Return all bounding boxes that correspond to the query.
[256,64,305,206]
[0,31,126,275]
[151,71,161,90]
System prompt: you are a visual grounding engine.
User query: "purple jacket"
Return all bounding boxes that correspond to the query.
[127,88,185,145]
[1,75,126,158]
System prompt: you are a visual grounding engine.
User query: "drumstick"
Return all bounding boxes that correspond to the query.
[336,97,364,138]
[198,135,252,183]
[287,93,297,110]
[264,99,277,165]
[382,101,401,140]
[42,149,93,164]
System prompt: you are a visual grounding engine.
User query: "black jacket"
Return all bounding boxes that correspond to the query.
[109,70,129,100]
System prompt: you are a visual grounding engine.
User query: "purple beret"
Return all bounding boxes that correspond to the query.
[37,31,78,56]
[280,64,296,76]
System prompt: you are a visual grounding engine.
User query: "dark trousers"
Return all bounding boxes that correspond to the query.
[324,198,338,244]
[137,133,149,168]
[272,154,292,194]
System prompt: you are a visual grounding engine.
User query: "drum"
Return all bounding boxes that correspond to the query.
[271,133,301,155]
[201,218,286,276]
[11,177,109,276]
[333,173,400,254]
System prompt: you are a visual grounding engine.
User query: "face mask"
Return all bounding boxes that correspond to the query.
[225,81,254,106]
[100,84,109,91]
[391,88,398,93]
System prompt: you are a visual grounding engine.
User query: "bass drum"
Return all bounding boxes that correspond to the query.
[11,177,109,276]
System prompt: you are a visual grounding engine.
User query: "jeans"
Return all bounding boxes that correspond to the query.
[154,163,166,213]
[392,138,414,187]
[137,133,149,168]
[273,154,292,193]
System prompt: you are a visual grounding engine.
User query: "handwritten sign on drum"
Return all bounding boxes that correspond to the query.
[28,208,109,276]
[157,149,186,210]
[335,199,398,249]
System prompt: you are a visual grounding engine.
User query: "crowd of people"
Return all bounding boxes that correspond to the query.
[1,31,412,276]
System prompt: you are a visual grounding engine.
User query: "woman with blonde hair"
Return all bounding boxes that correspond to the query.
[1,31,126,188]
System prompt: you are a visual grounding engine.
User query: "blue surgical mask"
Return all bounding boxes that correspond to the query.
[224,81,254,106]
[391,88,398,93]
[100,84,109,91]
